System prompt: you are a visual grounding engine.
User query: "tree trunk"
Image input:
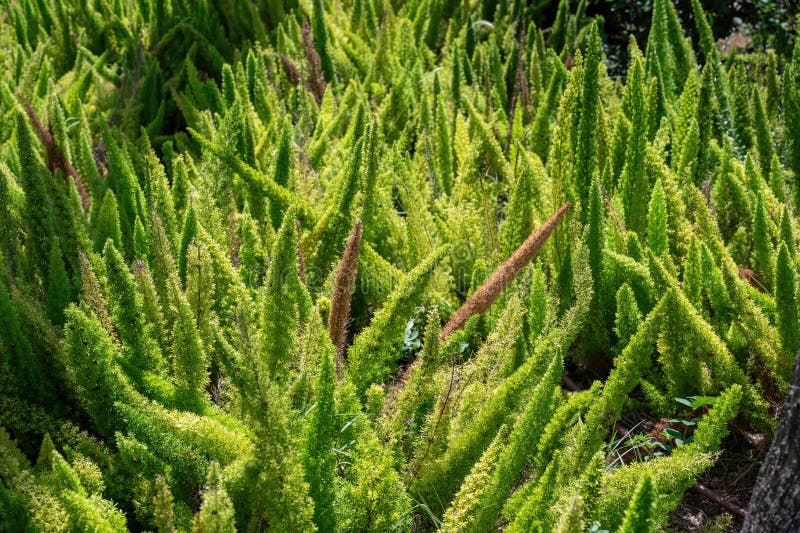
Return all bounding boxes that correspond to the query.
[741,352,800,532]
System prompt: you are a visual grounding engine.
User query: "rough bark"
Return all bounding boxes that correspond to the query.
[741,351,800,532]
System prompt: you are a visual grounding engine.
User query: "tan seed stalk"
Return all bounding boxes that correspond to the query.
[440,202,571,339]
[327,219,363,376]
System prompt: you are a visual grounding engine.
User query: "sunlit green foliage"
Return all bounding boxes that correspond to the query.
[617,473,656,533]
[0,0,796,530]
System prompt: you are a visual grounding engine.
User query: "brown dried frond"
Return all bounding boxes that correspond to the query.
[328,219,363,377]
[510,30,530,116]
[93,139,108,173]
[22,96,91,212]
[515,34,531,109]
[440,202,571,339]
[301,19,326,106]
[280,53,302,87]
[78,252,114,335]
[739,265,767,293]
[507,29,530,149]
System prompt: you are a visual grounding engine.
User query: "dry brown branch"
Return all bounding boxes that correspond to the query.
[440,202,571,339]
[692,483,747,520]
[327,219,362,377]
[22,97,91,212]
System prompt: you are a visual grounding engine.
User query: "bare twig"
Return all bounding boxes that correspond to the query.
[561,375,580,392]
[295,218,306,285]
[691,483,747,520]
[409,354,459,479]
[78,252,114,336]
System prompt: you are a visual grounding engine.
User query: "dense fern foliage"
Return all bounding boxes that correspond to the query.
[0,0,798,531]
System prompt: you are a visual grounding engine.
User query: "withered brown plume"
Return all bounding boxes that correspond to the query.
[301,19,326,106]
[506,28,530,149]
[22,96,91,212]
[280,53,302,87]
[440,202,571,339]
[327,219,362,377]
[78,252,114,335]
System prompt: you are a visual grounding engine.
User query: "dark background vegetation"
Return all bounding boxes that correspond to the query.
[594,0,796,49]
[529,0,797,75]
